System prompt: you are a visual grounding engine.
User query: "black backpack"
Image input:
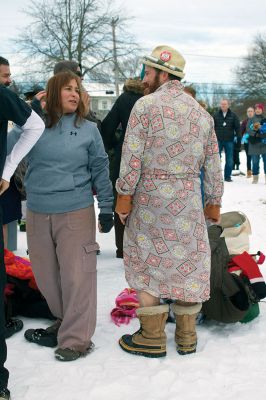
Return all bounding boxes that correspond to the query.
[5,275,54,321]
[202,225,258,323]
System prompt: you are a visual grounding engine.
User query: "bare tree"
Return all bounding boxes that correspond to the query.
[234,33,266,98]
[15,0,141,82]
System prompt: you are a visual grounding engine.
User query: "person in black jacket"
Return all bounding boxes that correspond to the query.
[101,78,144,258]
[246,103,266,184]
[240,106,254,178]
[0,57,30,341]
[0,84,44,400]
[213,99,240,182]
[0,57,23,251]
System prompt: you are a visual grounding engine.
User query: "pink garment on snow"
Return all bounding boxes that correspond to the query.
[111,288,139,326]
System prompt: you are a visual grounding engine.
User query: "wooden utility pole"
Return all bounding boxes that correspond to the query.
[111,17,119,97]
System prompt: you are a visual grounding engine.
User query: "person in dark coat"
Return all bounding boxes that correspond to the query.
[101,78,144,258]
[247,103,266,184]
[240,106,254,178]
[213,99,240,182]
[0,57,23,249]
[0,82,44,400]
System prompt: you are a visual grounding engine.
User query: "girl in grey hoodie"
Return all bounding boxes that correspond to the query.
[18,71,114,361]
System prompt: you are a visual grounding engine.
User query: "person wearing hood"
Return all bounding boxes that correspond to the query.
[247,103,266,184]
[240,106,255,178]
[101,78,145,259]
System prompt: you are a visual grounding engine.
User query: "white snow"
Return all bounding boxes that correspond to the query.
[6,152,266,400]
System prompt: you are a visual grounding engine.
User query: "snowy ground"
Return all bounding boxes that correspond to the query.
[7,152,266,400]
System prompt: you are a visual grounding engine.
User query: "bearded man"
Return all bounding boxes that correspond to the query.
[115,45,223,358]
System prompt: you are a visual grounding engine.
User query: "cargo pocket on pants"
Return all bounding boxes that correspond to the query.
[82,242,99,272]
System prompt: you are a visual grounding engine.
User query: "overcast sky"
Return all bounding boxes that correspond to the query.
[1,0,266,85]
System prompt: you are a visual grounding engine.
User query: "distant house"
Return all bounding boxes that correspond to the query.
[83,82,123,121]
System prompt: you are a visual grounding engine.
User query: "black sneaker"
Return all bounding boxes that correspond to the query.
[24,328,58,347]
[5,318,24,339]
[55,341,95,362]
[0,387,10,400]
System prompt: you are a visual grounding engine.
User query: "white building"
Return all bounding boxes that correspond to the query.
[83,82,124,120]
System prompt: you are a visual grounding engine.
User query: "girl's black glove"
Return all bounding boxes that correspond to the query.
[99,213,114,233]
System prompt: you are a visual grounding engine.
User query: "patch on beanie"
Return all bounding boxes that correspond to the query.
[160,51,172,62]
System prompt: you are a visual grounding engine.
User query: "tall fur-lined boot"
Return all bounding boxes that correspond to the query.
[119,304,169,358]
[247,170,252,178]
[171,303,201,355]
[252,175,259,184]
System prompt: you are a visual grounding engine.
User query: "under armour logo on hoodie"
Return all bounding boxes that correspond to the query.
[70,131,77,136]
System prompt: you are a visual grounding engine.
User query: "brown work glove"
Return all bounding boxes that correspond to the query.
[204,204,221,223]
[115,194,133,214]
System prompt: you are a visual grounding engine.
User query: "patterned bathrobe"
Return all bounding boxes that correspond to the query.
[116,80,223,302]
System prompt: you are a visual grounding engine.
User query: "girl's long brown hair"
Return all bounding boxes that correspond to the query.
[45,71,86,128]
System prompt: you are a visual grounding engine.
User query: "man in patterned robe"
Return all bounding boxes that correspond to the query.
[115,45,223,358]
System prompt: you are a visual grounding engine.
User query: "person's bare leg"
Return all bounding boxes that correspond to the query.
[137,291,160,307]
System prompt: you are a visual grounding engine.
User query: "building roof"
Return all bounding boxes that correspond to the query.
[82,81,123,97]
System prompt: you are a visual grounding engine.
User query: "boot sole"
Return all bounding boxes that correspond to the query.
[55,342,95,362]
[177,348,196,355]
[119,338,166,358]
[176,344,196,355]
[25,337,57,348]
[54,352,83,362]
